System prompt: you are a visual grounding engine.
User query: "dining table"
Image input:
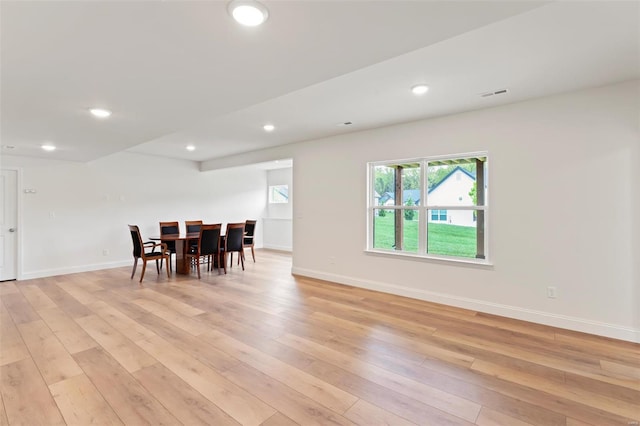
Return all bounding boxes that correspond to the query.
[149,233,199,274]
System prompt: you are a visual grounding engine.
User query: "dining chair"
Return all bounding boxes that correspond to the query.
[242,219,257,263]
[159,221,179,271]
[128,225,170,283]
[186,223,222,278]
[185,220,203,265]
[223,222,246,273]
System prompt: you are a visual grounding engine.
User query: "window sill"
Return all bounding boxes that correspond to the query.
[364,249,494,268]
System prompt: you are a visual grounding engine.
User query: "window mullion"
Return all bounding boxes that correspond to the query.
[419,161,427,254]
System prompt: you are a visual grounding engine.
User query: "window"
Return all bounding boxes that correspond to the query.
[430,209,447,221]
[368,152,488,262]
[268,185,289,203]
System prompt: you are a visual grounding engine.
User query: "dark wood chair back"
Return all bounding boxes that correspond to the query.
[129,225,144,258]
[222,222,246,272]
[199,224,221,256]
[243,219,257,263]
[185,220,203,234]
[244,220,256,244]
[159,221,179,253]
[225,223,245,252]
[186,223,222,278]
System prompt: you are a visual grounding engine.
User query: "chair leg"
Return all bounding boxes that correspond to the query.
[240,250,245,271]
[155,259,160,274]
[230,252,233,268]
[251,246,255,262]
[223,253,228,274]
[140,260,147,283]
[131,258,138,279]
[165,256,170,278]
[196,258,201,279]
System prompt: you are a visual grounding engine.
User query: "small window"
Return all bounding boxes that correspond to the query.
[269,185,289,203]
[430,209,447,221]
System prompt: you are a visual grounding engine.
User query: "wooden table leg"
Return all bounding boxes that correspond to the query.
[174,239,189,274]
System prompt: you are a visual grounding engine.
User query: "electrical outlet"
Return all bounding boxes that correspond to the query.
[547,286,557,298]
[103,249,109,256]
[328,256,336,265]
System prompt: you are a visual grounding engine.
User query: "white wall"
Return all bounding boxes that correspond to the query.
[1,152,267,279]
[263,167,293,251]
[203,80,640,342]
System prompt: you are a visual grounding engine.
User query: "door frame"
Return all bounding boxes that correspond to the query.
[1,167,22,281]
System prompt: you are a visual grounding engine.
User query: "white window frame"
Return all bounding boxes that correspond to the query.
[366,151,490,265]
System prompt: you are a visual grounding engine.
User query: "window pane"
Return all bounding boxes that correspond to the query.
[373,209,395,249]
[373,209,419,253]
[427,211,478,258]
[427,161,479,207]
[269,185,288,203]
[373,165,396,206]
[402,210,418,253]
[402,166,420,208]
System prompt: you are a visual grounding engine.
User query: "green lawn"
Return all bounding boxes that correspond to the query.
[373,214,477,258]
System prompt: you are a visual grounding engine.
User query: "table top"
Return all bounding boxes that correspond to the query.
[149,233,200,241]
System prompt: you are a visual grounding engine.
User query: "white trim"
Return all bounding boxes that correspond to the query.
[20,260,131,280]
[291,266,639,343]
[16,168,23,281]
[262,244,292,252]
[364,248,493,266]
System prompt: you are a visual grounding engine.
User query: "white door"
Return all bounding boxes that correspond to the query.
[1,169,18,281]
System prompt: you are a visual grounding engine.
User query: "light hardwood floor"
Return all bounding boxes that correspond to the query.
[1,250,638,425]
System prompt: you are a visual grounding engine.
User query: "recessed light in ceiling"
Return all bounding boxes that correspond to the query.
[41,143,56,151]
[263,124,275,132]
[186,145,196,151]
[411,84,429,95]
[89,108,112,118]
[228,0,269,26]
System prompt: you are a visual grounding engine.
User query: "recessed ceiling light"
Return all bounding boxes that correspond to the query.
[89,108,112,118]
[41,143,56,151]
[263,124,275,132]
[186,145,196,151]
[228,0,269,26]
[411,84,429,95]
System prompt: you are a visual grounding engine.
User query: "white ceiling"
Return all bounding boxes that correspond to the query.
[1,1,638,163]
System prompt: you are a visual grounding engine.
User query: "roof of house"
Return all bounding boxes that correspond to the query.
[379,166,476,205]
[428,166,476,193]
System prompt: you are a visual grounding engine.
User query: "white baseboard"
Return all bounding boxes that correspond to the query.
[20,260,131,281]
[291,267,639,343]
[262,244,292,252]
